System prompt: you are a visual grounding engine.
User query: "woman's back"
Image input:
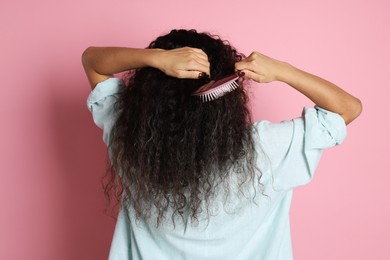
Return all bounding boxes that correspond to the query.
[83,29,361,259]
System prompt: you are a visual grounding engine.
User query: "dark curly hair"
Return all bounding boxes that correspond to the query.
[106,29,261,226]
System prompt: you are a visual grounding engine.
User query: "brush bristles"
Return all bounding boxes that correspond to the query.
[199,81,239,102]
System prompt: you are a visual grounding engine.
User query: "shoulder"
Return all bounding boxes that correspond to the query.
[252,106,347,152]
[251,107,347,189]
[87,77,124,111]
[86,77,124,144]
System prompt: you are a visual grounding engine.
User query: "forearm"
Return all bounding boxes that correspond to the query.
[82,47,162,74]
[82,46,210,89]
[235,52,362,124]
[276,62,362,124]
[82,47,161,88]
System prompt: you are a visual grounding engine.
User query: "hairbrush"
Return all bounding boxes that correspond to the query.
[192,73,240,102]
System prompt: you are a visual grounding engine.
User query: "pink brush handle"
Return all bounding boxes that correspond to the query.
[192,73,239,95]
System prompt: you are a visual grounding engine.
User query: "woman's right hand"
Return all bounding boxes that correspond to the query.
[235,51,362,125]
[154,47,210,79]
[235,51,285,83]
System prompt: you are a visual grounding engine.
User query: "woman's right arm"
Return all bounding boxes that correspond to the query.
[235,52,362,125]
[82,47,210,89]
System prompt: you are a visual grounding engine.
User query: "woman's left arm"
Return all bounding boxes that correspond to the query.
[82,47,210,89]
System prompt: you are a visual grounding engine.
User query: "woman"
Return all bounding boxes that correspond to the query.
[83,29,361,259]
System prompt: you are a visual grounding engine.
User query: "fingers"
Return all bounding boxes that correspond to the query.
[175,70,208,79]
[184,48,210,76]
[237,69,264,83]
[188,59,210,76]
[235,56,257,72]
[187,47,208,62]
[235,52,276,83]
[162,47,211,79]
[235,61,248,72]
[235,60,260,82]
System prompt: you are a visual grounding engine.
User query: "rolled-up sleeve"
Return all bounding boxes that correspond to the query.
[254,106,347,190]
[86,78,123,144]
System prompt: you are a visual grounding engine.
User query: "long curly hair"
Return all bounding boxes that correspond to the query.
[106,29,261,226]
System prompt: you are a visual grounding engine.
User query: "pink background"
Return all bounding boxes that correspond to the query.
[1,0,389,259]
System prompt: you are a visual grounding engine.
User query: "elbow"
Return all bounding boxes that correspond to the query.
[344,97,363,125]
[81,47,93,67]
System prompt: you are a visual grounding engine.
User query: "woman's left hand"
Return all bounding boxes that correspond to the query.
[154,47,210,79]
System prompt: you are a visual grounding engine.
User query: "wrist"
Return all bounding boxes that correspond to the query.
[145,48,165,69]
[274,61,295,83]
